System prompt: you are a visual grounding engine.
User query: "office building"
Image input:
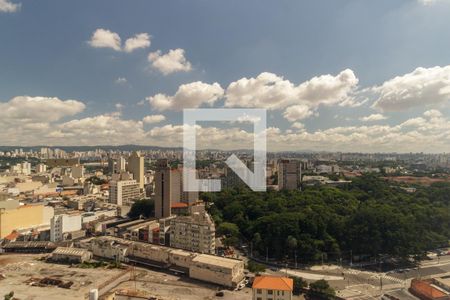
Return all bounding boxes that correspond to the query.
[109,179,140,206]
[278,159,301,190]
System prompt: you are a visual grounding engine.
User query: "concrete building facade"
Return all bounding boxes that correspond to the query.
[170,210,215,254]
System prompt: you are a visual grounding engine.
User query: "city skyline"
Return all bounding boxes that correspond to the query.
[1,0,450,152]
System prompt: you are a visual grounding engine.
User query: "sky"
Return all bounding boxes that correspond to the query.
[1,0,450,152]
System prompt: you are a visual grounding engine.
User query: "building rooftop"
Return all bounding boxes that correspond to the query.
[52,247,90,257]
[252,276,294,291]
[192,254,242,269]
[171,202,188,208]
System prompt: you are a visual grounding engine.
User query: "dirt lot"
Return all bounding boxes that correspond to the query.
[0,254,252,300]
[0,254,123,300]
[103,266,252,300]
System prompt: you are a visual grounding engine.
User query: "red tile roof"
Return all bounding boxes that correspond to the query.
[252,276,293,291]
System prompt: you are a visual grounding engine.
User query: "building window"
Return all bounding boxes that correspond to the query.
[268,290,273,295]
[257,289,262,294]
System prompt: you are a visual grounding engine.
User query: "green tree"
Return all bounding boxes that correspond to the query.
[247,260,266,273]
[307,279,335,299]
[217,222,240,237]
[128,199,154,219]
[291,276,307,295]
[4,292,14,300]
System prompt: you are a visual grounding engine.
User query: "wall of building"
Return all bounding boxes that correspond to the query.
[0,205,45,238]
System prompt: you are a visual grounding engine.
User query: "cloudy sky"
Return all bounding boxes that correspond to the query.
[1,0,450,152]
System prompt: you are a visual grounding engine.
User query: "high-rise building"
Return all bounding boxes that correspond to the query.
[154,159,172,219]
[154,160,198,219]
[127,151,145,191]
[36,163,47,173]
[71,165,85,179]
[117,157,127,172]
[170,207,215,254]
[109,179,140,206]
[278,159,301,190]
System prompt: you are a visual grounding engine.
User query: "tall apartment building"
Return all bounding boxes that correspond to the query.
[278,159,301,190]
[154,160,198,219]
[109,179,140,206]
[127,151,145,191]
[170,208,215,254]
[50,213,82,242]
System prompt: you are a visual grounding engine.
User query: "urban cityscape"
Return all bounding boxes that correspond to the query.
[1,1,450,300]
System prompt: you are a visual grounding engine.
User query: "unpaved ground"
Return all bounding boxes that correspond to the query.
[0,254,123,300]
[0,254,253,300]
[105,267,252,300]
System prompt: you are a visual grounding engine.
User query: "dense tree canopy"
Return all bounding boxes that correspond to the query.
[202,175,450,263]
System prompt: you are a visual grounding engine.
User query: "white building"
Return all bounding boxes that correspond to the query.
[36,163,47,173]
[50,213,82,242]
[109,180,140,206]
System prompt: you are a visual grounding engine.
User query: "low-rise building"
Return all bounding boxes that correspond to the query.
[190,254,245,288]
[252,276,294,300]
[89,236,244,288]
[50,247,92,263]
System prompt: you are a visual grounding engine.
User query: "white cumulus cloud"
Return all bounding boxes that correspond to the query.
[143,114,166,124]
[124,33,151,53]
[148,48,192,75]
[0,0,20,13]
[283,104,314,122]
[372,66,450,112]
[89,29,151,52]
[88,28,122,51]
[0,96,85,123]
[359,114,387,122]
[148,81,224,111]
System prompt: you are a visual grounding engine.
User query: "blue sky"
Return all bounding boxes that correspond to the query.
[1,0,450,152]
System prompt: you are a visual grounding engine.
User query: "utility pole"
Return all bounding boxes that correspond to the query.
[294,250,297,268]
[350,250,353,267]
